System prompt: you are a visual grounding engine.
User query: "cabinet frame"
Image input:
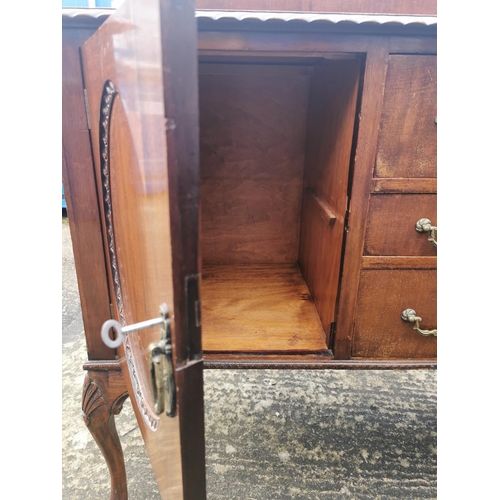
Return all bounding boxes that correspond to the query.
[63,11,437,370]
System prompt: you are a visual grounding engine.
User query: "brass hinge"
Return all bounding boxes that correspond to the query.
[83,88,91,130]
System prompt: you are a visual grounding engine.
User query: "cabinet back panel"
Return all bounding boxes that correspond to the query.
[199,64,310,264]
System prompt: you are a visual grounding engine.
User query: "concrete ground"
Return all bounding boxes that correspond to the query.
[62,216,437,499]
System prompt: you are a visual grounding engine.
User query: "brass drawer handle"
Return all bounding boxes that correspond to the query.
[416,218,437,248]
[401,309,437,337]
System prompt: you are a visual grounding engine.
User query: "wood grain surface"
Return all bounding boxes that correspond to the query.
[364,194,437,256]
[352,270,437,359]
[299,59,360,341]
[333,41,390,359]
[198,31,436,56]
[375,55,437,178]
[361,256,437,270]
[199,63,310,264]
[303,188,337,227]
[201,264,329,353]
[62,27,114,360]
[371,178,437,194]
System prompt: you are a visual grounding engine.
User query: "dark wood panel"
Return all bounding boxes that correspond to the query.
[299,58,360,340]
[371,178,437,194]
[62,27,114,360]
[195,0,437,15]
[159,0,208,492]
[198,31,436,55]
[201,264,329,353]
[333,41,390,359]
[375,55,437,178]
[199,64,310,264]
[364,194,437,256]
[352,270,437,359]
[198,62,312,76]
[361,256,437,270]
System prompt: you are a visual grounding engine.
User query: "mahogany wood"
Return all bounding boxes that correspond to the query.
[82,369,129,500]
[302,59,360,219]
[195,0,437,15]
[333,41,390,359]
[62,27,114,360]
[83,360,123,371]
[199,63,310,264]
[198,31,436,55]
[299,58,360,340]
[201,264,329,353]
[353,270,437,359]
[204,353,332,362]
[371,178,437,194]
[364,194,437,256]
[80,0,206,497]
[375,55,437,178]
[304,188,337,227]
[63,7,439,499]
[361,256,437,270]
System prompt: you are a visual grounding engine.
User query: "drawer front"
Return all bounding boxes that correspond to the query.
[374,55,437,178]
[364,194,437,256]
[352,270,437,359]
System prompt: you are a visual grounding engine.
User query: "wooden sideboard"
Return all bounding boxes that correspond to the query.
[62,1,436,498]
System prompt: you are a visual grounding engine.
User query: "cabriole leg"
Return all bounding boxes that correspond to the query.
[82,368,129,500]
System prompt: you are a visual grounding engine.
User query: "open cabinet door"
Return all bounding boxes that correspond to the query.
[80,0,205,498]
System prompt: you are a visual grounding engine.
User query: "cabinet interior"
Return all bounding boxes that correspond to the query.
[198,55,361,355]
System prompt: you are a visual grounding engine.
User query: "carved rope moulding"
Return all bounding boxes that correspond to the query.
[99,80,160,431]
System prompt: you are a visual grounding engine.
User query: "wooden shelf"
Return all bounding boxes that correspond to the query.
[201,264,329,353]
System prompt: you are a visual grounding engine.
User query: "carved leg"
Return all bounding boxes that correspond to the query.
[82,364,129,500]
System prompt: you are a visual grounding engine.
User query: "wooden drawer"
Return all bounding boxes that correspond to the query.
[364,194,437,256]
[352,270,437,359]
[374,55,437,178]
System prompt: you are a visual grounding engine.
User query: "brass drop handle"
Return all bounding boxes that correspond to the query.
[415,218,437,248]
[401,309,437,337]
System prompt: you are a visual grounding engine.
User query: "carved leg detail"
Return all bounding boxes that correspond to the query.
[82,369,129,500]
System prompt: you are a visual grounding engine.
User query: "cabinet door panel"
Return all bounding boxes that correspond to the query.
[352,270,437,359]
[374,55,437,178]
[81,0,206,497]
[364,194,437,256]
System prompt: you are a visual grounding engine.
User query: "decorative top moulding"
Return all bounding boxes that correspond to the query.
[63,8,437,30]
